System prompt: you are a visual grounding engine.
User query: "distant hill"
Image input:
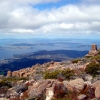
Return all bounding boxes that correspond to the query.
[0,50,88,75]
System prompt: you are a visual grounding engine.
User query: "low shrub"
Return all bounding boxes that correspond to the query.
[0,80,12,88]
[44,69,74,80]
[2,77,28,82]
[14,83,28,93]
[62,68,74,80]
[85,62,100,76]
[0,77,28,88]
[52,89,78,100]
[93,55,100,60]
[71,59,81,63]
[44,70,61,79]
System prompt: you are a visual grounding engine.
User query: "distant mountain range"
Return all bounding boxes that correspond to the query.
[0,50,88,75]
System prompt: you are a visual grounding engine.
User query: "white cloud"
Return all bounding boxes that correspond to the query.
[0,0,60,6]
[0,0,100,38]
[11,29,34,33]
[81,0,100,5]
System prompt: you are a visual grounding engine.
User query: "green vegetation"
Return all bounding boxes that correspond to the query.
[44,70,61,79]
[85,62,100,76]
[52,90,78,100]
[85,55,92,59]
[71,59,81,63]
[0,77,28,88]
[92,55,100,60]
[62,68,74,80]
[44,68,74,80]
[86,52,100,61]
[52,98,71,100]
[0,80,12,88]
[28,98,39,100]
[2,77,28,82]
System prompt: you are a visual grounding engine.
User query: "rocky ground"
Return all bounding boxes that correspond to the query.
[0,44,100,100]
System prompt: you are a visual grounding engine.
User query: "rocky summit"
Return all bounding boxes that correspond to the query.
[0,44,100,100]
[88,44,99,56]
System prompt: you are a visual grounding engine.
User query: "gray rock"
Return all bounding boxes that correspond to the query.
[81,74,93,82]
[84,74,93,81]
[77,94,86,100]
[92,75,100,83]
[28,79,56,99]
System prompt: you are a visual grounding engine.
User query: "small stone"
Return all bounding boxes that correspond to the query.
[77,94,86,100]
[46,87,54,100]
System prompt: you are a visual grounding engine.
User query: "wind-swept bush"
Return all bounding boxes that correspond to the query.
[62,68,74,80]
[44,70,61,79]
[44,69,74,80]
[71,59,81,63]
[0,80,12,88]
[85,62,100,76]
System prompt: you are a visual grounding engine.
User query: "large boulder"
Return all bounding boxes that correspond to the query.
[12,71,19,77]
[19,72,25,77]
[46,81,68,100]
[28,79,56,99]
[46,87,54,100]
[6,71,12,77]
[28,79,68,100]
[95,87,100,98]
[53,82,68,98]
[63,78,85,92]
[92,80,100,98]
[81,74,93,82]
[92,80,100,88]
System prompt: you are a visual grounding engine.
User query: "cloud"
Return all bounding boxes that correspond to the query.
[0,0,100,38]
[81,0,100,5]
[1,0,60,5]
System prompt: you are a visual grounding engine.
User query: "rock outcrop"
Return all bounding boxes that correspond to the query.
[92,80,100,98]
[6,71,12,77]
[89,44,98,56]
[4,44,100,100]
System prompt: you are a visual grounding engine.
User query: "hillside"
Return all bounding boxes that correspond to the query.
[0,44,100,100]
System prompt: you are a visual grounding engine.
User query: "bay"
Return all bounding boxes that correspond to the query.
[0,44,90,60]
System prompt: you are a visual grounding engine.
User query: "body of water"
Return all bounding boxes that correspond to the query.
[0,44,90,60]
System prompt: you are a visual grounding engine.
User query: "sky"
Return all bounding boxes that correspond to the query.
[0,0,100,39]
